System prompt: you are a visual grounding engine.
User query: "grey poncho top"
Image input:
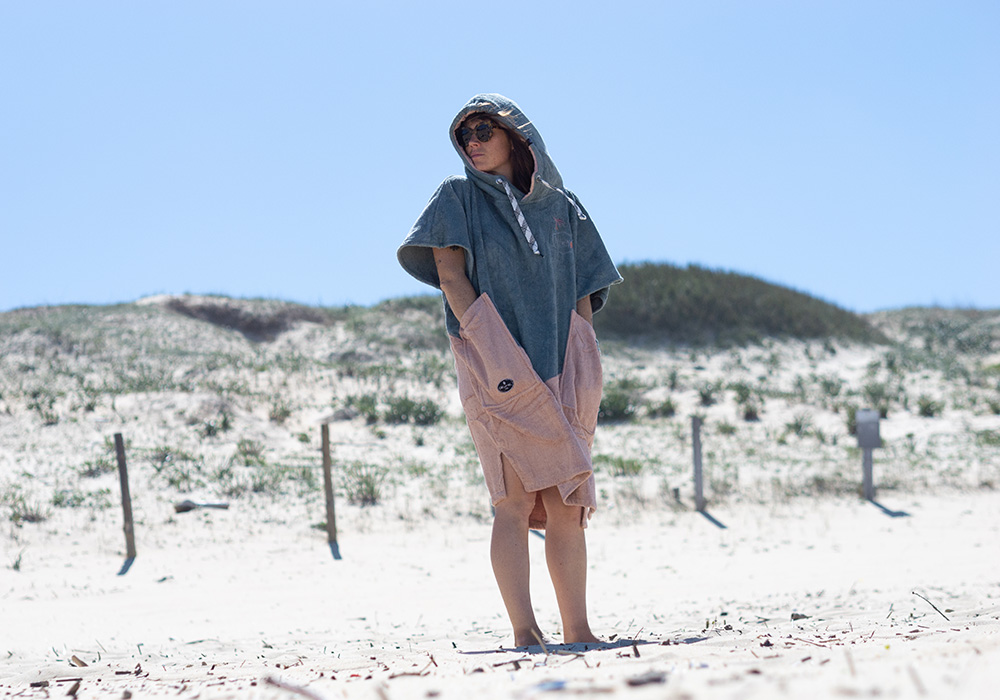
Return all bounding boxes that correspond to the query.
[398,93,622,382]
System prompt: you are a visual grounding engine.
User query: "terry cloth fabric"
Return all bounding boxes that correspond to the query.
[451,294,603,528]
[397,93,621,527]
[397,93,622,382]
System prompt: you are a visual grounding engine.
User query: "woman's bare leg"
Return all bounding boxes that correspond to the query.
[491,458,545,647]
[539,487,600,644]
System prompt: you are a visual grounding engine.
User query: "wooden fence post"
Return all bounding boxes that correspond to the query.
[692,416,706,512]
[114,433,136,573]
[321,424,342,560]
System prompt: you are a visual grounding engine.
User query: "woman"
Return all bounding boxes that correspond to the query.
[398,94,621,647]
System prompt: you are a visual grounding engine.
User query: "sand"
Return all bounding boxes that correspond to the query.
[3,489,998,699]
[2,298,999,698]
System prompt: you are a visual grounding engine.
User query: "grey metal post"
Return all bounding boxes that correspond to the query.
[692,415,706,511]
[856,409,881,501]
[862,448,875,500]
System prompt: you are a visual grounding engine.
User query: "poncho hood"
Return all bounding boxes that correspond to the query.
[450,93,564,198]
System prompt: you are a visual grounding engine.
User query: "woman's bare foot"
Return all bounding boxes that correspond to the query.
[513,627,549,648]
[564,631,602,645]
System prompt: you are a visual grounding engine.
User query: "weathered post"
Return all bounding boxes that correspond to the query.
[692,415,706,512]
[114,433,136,572]
[321,423,342,560]
[856,409,882,500]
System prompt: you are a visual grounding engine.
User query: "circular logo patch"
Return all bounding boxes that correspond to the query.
[497,378,514,393]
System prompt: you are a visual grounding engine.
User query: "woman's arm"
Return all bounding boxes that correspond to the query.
[433,246,478,322]
[576,295,594,326]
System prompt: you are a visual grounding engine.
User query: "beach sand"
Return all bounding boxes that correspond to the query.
[3,489,998,699]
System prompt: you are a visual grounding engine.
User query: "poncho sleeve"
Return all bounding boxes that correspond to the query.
[397,177,473,289]
[570,195,622,313]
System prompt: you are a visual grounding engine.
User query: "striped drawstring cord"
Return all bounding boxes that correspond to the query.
[537,177,587,221]
[498,178,542,256]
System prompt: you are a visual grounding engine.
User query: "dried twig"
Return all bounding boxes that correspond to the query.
[911,591,950,621]
[263,676,327,700]
[793,637,829,649]
[529,629,549,656]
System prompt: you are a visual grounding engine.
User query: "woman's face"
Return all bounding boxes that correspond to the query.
[460,117,514,182]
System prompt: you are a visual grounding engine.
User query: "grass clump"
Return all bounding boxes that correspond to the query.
[594,454,644,477]
[784,411,813,438]
[716,420,738,436]
[917,395,944,418]
[1,486,48,525]
[975,430,1000,448]
[234,438,267,467]
[79,456,116,478]
[52,488,113,510]
[343,393,379,424]
[342,462,388,505]
[697,381,720,407]
[647,397,676,418]
[199,410,233,438]
[382,395,443,426]
[268,397,292,424]
[599,377,643,423]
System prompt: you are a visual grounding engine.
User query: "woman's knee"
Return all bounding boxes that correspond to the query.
[495,488,538,520]
[539,487,582,527]
[495,458,539,520]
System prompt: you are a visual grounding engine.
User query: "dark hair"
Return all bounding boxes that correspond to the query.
[458,113,535,194]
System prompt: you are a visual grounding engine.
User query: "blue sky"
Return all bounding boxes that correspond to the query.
[2,1,997,314]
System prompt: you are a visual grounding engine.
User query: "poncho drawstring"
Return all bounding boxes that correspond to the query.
[537,176,588,221]
[497,176,589,256]
[498,178,542,256]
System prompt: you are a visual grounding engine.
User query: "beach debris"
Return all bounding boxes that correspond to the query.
[30,681,49,688]
[626,671,667,686]
[912,591,950,621]
[791,613,810,621]
[66,680,81,696]
[70,655,88,667]
[174,500,230,513]
[532,680,566,692]
[264,676,328,700]
[529,629,550,656]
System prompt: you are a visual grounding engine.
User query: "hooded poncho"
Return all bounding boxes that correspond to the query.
[398,94,621,527]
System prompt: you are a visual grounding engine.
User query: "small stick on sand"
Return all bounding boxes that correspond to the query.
[530,629,549,656]
[264,676,327,700]
[911,591,950,621]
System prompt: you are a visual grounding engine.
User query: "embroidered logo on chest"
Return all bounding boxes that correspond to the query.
[497,378,514,393]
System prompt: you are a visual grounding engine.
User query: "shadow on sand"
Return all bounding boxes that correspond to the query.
[699,510,728,529]
[869,499,911,518]
[117,557,135,576]
[461,636,708,656]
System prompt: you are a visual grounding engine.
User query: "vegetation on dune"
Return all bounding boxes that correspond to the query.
[2,285,999,521]
[164,295,354,342]
[595,262,888,344]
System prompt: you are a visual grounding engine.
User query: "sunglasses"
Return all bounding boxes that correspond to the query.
[457,121,500,147]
